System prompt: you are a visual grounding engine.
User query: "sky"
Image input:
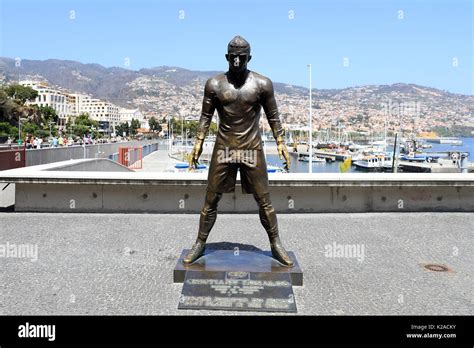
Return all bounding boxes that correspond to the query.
[0,0,472,94]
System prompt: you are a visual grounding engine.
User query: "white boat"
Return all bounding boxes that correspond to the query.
[349,151,366,161]
[426,137,463,145]
[267,164,285,173]
[297,153,326,163]
[353,154,391,171]
[438,138,462,145]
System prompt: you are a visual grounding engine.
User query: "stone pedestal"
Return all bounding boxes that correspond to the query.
[174,248,303,313]
[174,249,303,286]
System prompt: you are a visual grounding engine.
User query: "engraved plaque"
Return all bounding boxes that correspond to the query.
[178,270,297,312]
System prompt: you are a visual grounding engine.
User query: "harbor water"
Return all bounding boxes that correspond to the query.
[265,137,474,173]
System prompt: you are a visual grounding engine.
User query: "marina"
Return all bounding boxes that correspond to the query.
[265,135,473,174]
[141,136,474,174]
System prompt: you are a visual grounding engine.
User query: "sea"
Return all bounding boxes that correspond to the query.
[265,137,474,173]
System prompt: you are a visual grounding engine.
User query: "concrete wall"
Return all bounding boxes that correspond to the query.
[44,159,132,172]
[26,140,159,166]
[8,173,474,213]
[0,182,15,210]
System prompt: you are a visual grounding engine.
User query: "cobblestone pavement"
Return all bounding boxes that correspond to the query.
[0,212,472,315]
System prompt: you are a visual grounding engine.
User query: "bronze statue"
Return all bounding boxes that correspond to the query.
[184,36,293,267]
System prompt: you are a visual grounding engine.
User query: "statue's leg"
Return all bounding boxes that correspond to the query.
[197,190,222,242]
[253,192,294,267]
[183,190,222,264]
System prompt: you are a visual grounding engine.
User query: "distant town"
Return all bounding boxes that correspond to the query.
[0,57,473,141]
[19,79,147,135]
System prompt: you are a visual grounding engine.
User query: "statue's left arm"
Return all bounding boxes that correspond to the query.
[260,78,291,171]
[260,79,284,142]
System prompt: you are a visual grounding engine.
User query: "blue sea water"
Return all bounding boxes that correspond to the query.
[265,137,474,173]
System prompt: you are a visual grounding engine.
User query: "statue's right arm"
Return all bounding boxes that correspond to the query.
[189,79,216,168]
[196,78,216,141]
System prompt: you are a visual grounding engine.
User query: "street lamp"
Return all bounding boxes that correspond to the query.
[48,121,55,141]
[18,115,22,146]
[181,114,184,155]
[14,92,22,146]
[168,115,171,153]
[185,129,189,154]
[307,64,313,173]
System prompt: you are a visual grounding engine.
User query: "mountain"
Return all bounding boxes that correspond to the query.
[0,57,473,135]
[0,58,219,105]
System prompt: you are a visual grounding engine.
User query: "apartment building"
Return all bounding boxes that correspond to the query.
[20,80,71,126]
[119,108,148,129]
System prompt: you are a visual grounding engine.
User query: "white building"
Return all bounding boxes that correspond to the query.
[79,96,120,132]
[67,93,90,116]
[20,80,130,134]
[119,108,148,129]
[20,80,71,126]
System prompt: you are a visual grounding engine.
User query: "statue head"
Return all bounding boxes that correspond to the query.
[225,35,252,73]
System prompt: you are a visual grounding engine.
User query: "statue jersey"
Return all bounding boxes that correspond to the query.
[196,70,285,150]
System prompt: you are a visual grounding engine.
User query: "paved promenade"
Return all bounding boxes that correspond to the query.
[137,145,281,172]
[1,212,472,315]
[137,148,182,172]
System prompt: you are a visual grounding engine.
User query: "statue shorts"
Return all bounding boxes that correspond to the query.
[206,147,269,195]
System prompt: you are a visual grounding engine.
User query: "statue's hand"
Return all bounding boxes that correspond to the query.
[188,139,204,169]
[277,142,291,172]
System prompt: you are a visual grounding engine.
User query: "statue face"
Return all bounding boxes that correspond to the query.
[226,50,251,73]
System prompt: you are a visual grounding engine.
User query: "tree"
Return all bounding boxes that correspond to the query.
[116,122,130,137]
[71,113,99,137]
[37,105,59,124]
[186,120,198,137]
[170,117,182,136]
[65,117,74,135]
[28,105,60,138]
[0,89,22,123]
[0,87,57,140]
[130,118,140,136]
[3,85,38,105]
[75,113,96,126]
[149,116,162,132]
[21,120,39,136]
[0,122,18,139]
